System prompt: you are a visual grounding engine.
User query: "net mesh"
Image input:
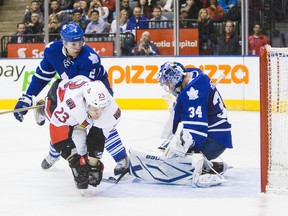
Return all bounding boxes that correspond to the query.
[265,46,288,193]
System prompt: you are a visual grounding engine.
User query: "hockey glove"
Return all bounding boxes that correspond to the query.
[68,154,89,189]
[14,94,33,122]
[88,160,104,187]
[164,129,195,158]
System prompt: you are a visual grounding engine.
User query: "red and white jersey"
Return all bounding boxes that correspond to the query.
[50,75,121,145]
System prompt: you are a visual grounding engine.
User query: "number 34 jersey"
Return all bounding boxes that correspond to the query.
[173,68,232,150]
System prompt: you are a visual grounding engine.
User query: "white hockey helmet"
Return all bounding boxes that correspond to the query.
[83,80,111,109]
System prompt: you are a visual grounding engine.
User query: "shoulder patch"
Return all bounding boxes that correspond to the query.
[113,108,121,120]
[88,53,99,64]
[66,98,76,109]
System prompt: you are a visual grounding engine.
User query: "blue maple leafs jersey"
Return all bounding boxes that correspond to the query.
[173,68,232,150]
[26,40,112,96]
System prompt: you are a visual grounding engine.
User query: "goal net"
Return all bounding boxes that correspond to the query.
[260,45,288,193]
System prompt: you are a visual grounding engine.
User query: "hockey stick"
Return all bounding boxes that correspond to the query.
[0,104,45,115]
[102,168,130,184]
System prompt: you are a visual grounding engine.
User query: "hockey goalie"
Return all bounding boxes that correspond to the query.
[129,61,232,187]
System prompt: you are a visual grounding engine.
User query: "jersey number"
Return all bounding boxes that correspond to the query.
[54,107,70,123]
[188,106,202,118]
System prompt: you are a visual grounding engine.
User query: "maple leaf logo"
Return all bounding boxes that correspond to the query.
[186,87,199,100]
[88,53,99,64]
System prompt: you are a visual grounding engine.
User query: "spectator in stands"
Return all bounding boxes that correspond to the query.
[131,31,159,56]
[199,0,210,8]
[88,0,109,23]
[126,6,149,33]
[120,0,133,18]
[49,0,61,15]
[158,0,174,12]
[197,8,216,55]
[26,12,44,34]
[147,0,158,9]
[218,20,240,55]
[23,0,44,25]
[74,0,89,19]
[179,10,197,28]
[85,9,108,34]
[48,14,61,41]
[72,7,89,32]
[218,0,237,14]
[58,0,74,10]
[103,0,115,23]
[149,6,168,29]
[248,23,270,55]
[180,0,200,20]
[137,0,153,19]
[110,9,129,33]
[206,0,224,21]
[9,22,32,44]
[218,0,240,21]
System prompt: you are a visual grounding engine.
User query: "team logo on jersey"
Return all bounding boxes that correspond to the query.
[88,53,99,64]
[66,98,76,109]
[63,57,74,68]
[187,87,199,100]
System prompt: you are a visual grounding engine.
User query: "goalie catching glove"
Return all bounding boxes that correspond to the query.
[164,123,195,158]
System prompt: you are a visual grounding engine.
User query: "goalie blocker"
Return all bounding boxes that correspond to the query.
[129,147,227,188]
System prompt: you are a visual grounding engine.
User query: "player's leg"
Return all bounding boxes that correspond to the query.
[40,79,62,169]
[41,142,60,169]
[105,128,129,175]
[199,137,228,174]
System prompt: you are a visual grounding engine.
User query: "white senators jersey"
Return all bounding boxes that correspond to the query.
[49,75,121,145]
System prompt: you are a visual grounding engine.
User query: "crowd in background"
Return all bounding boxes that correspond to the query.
[4,0,269,56]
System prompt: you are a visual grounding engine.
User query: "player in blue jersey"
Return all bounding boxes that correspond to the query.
[157,61,232,167]
[13,22,129,175]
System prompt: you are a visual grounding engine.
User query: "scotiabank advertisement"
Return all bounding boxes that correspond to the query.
[7,42,114,58]
[0,56,259,111]
[136,29,199,55]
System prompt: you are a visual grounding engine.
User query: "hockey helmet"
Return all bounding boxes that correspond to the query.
[157,61,186,97]
[60,22,84,42]
[83,81,111,109]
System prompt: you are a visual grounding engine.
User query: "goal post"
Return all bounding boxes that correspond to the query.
[260,45,288,193]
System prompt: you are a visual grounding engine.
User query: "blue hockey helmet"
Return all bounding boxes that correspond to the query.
[60,22,84,42]
[157,61,186,97]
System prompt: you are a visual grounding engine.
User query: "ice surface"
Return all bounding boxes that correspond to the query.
[0,110,287,216]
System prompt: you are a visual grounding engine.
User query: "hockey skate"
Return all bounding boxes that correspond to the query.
[33,99,46,126]
[114,156,130,175]
[202,161,228,175]
[41,154,60,170]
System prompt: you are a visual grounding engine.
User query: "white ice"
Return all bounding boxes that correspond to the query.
[0,110,287,216]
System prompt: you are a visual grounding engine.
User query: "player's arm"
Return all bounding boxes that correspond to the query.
[14,49,56,122]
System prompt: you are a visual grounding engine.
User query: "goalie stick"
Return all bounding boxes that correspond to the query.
[102,167,130,184]
[0,104,45,115]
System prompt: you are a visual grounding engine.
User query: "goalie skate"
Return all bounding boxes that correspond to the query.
[33,99,46,126]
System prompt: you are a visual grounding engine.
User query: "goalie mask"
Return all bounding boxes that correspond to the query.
[83,81,111,119]
[157,62,186,97]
